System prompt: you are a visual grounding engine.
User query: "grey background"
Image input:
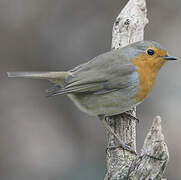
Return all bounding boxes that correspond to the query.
[0,0,181,179]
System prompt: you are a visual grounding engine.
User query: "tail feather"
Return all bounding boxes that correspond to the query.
[7,72,45,78]
[7,71,69,86]
[7,72,67,78]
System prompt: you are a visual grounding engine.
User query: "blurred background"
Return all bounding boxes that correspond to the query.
[0,0,181,179]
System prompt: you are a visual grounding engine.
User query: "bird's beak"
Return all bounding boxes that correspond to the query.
[162,55,177,60]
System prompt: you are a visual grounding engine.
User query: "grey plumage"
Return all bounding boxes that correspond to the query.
[8,40,168,116]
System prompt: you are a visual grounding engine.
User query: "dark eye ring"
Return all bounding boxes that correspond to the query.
[147,49,155,56]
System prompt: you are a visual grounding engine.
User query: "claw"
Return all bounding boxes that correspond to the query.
[107,143,137,155]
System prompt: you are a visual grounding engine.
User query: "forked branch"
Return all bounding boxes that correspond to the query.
[104,0,169,179]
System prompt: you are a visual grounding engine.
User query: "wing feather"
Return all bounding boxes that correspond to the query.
[47,48,139,97]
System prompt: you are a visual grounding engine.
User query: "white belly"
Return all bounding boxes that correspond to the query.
[67,87,139,116]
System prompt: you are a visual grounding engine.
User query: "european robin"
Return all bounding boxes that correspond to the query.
[7,40,177,153]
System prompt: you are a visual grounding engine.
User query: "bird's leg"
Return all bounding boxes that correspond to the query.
[122,111,139,123]
[98,115,137,155]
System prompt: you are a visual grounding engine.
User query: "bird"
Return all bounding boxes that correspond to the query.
[7,40,177,153]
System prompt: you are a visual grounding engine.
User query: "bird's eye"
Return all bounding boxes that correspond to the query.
[147,49,155,56]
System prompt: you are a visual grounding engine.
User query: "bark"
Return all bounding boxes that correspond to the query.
[104,0,169,179]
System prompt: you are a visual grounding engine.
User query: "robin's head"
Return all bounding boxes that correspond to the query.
[125,41,178,101]
[125,40,177,73]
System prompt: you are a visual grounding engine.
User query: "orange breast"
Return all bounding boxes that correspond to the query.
[131,54,165,102]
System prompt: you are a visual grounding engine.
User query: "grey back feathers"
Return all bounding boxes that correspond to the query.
[7,40,164,97]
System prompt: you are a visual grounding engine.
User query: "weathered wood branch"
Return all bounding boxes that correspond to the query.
[104,0,169,179]
[128,116,169,179]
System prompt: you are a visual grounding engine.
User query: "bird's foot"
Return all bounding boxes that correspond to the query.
[122,112,139,123]
[107,141,136,155]
[98,115,137,155]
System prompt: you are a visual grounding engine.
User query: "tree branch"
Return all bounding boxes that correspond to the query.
[128,116,169,179]
[104,0,169,179]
